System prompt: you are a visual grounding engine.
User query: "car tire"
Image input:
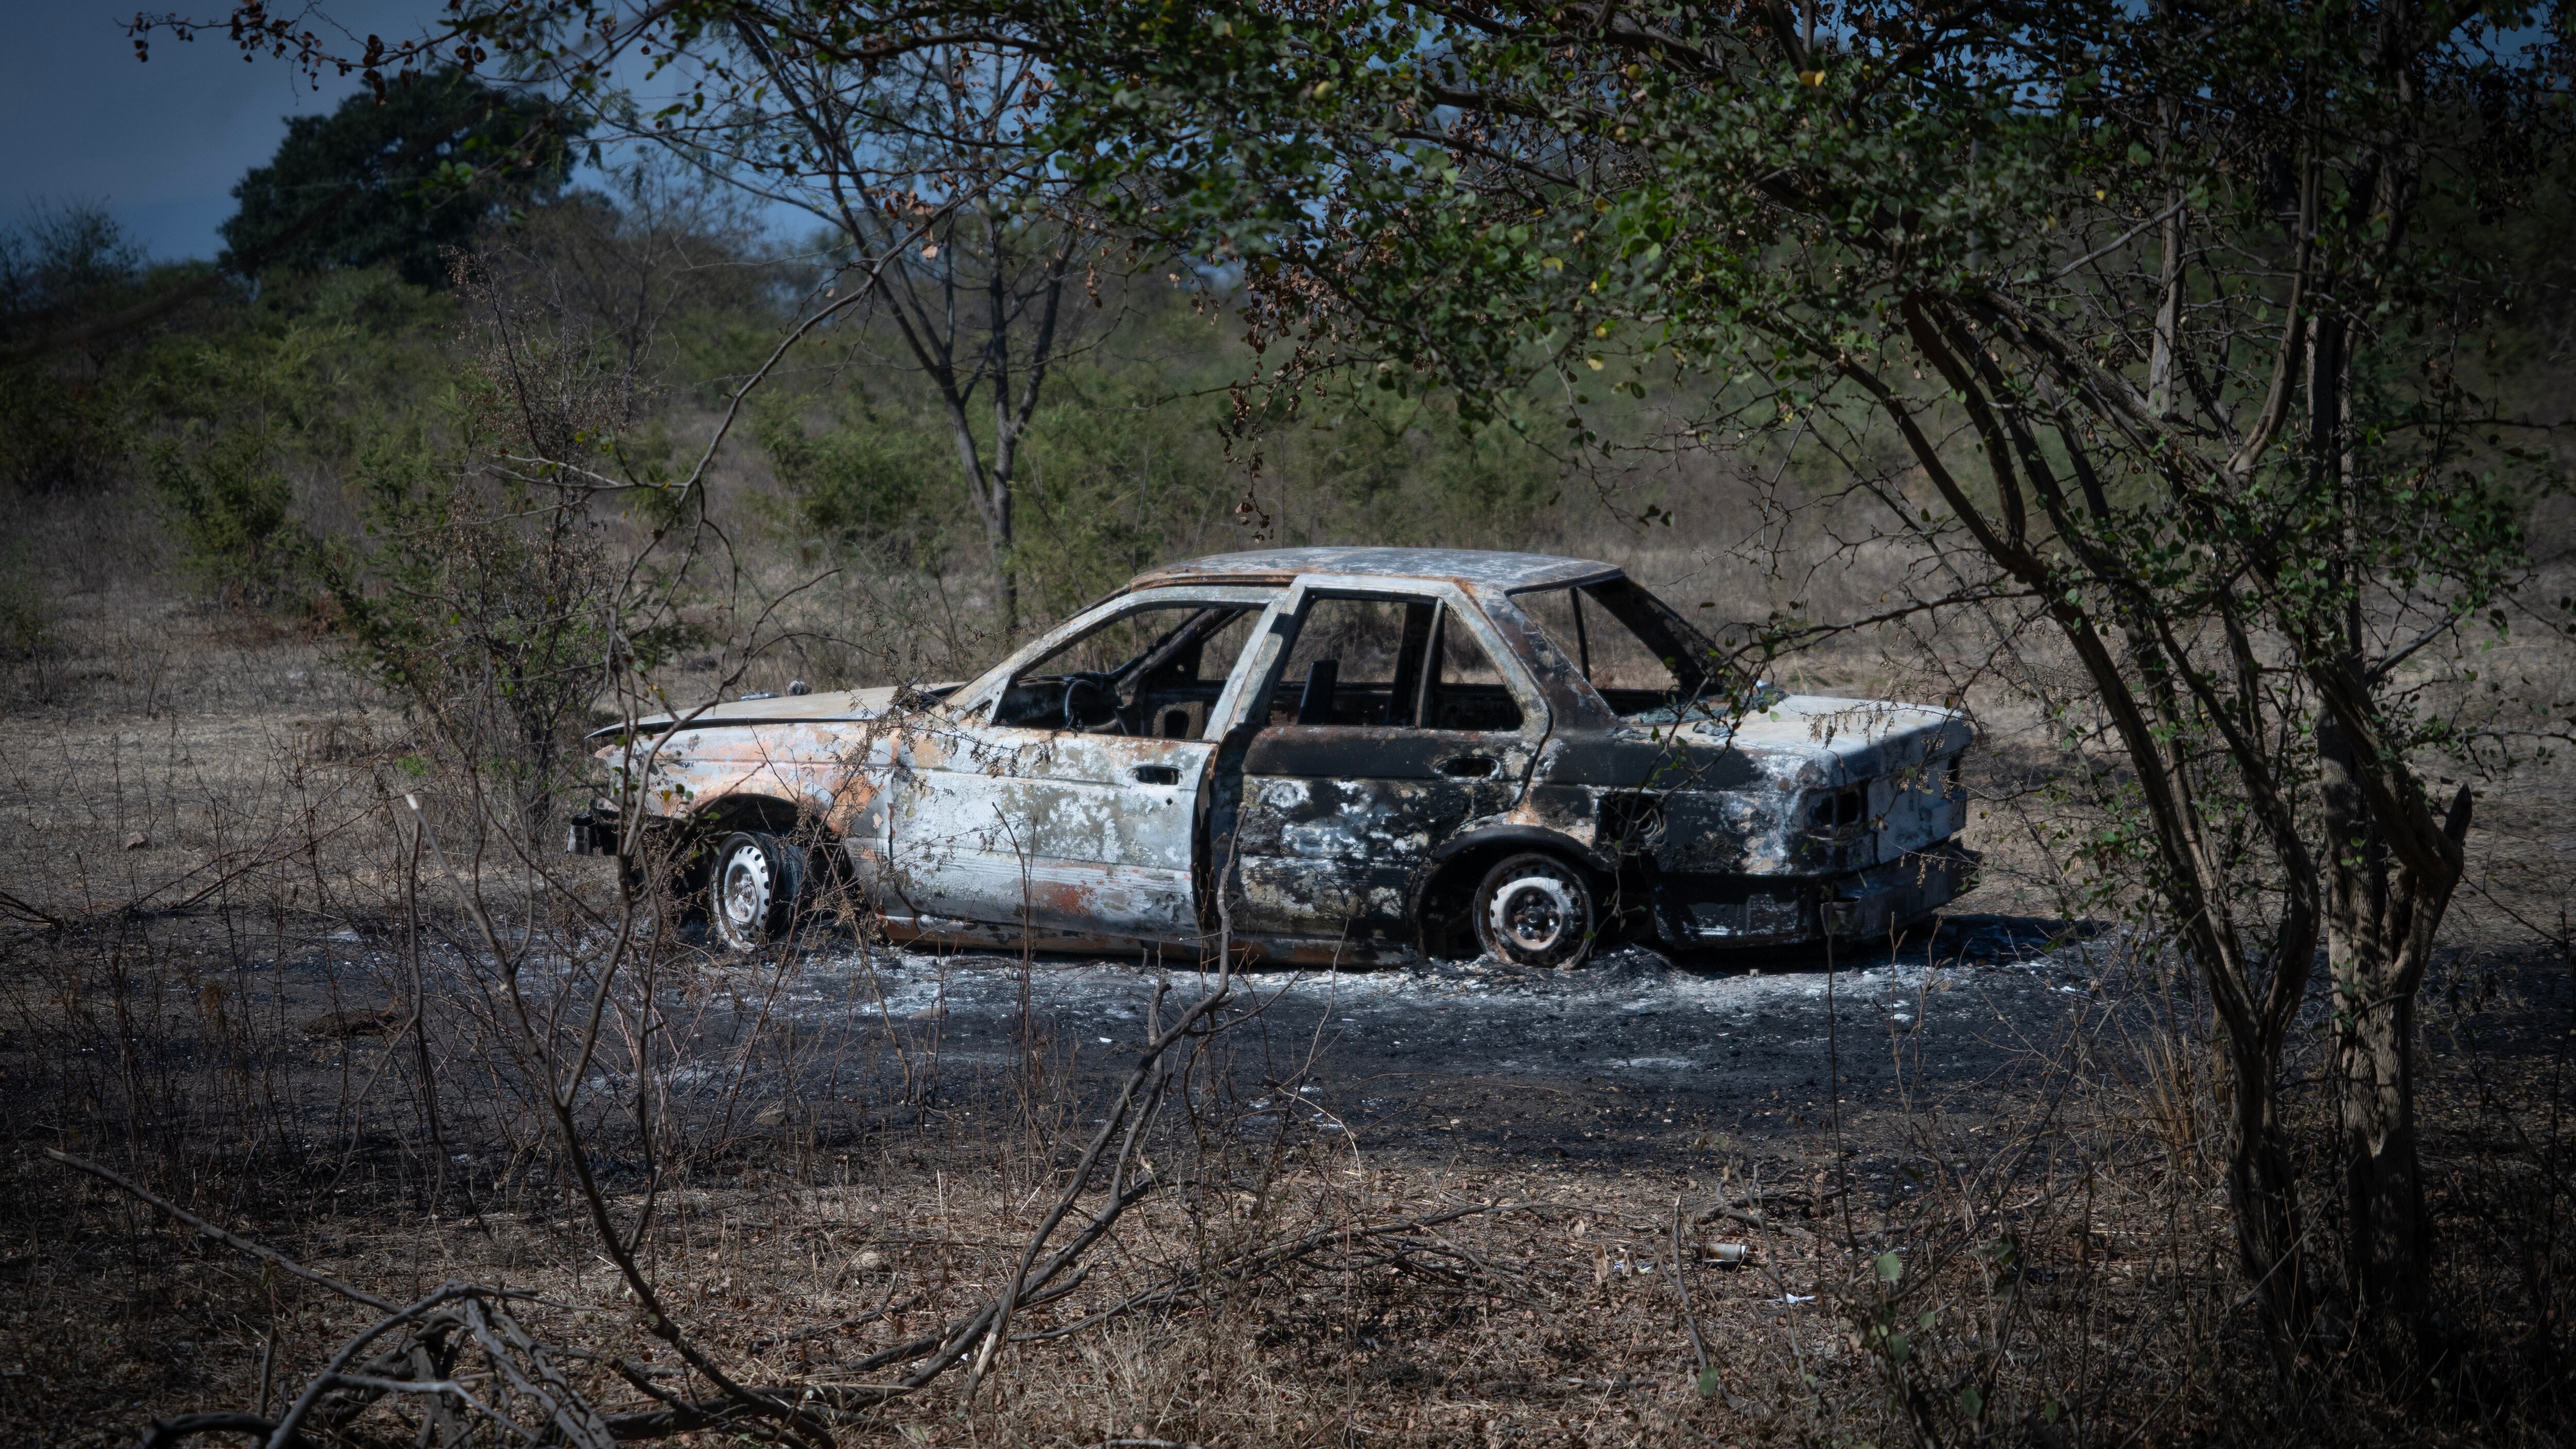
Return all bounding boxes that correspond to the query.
[1472,853,1597,969]
[709,830,804,951]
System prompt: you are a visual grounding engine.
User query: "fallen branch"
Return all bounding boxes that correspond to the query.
[1695,1202,1769,1229]
[1008,1200,1558,1342]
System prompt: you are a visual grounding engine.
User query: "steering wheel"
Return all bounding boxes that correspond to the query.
[1061,671,1122,730]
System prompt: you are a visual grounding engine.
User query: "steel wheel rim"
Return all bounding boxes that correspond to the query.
[720,845,772,934]
[1489,872,1578,954]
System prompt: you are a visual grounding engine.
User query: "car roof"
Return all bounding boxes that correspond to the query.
[1126,547,1619,592]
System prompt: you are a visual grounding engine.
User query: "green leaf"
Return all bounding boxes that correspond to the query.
[1697,1366,1721,1398]
[1876,1251,1903,1283]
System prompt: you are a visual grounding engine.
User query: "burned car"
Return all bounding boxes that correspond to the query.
[573,549,1975,966]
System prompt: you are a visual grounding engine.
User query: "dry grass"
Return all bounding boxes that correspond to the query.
[0,1079,2248,1447]
[16,953,2563,1449]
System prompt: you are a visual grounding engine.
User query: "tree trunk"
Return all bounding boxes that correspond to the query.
[2331,937,2430,1344]
[944,409,1018,641]
[989,467,1017,640]
[2308,291,2455,1357]
[2316,709,2465,1358]
[2222,1031,2312,1341]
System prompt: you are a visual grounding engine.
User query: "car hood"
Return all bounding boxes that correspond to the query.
[1691,693,1970,786]
[588,683,954,742]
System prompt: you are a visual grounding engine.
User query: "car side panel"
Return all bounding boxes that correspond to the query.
[628,720,892,841]
[882,727,1214,943]
[1225,726,1533,944]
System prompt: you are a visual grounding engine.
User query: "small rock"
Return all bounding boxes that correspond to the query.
[751,1103,789,1128]
[122,832,149,851]
[854,1249,886,1272]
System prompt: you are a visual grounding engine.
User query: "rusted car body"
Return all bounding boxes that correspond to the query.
[574,549,1976,965]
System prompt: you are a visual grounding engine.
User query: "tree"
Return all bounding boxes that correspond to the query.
[0,204,152,492]
[643,18,1103,638]
[1027,0,2570,1355]
[222,67,580,287]
[316,263,680,839]
[140,6,1128,642]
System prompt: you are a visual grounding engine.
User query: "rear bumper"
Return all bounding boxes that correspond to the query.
[1818,844,1980,939]
[1651,843,1979,947]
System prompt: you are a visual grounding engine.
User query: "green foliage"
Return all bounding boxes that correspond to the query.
[304,253,715,832]
[757,398,951,560]
[1266,386,1561,549]
[223,68,581,287]
[0,363,137,496]
[319,425,631,829]
[134,289,419,606]
[0,205,154,495]
[757,281,1570,628]
[149,431,305,606]
[1011,370,1218,618]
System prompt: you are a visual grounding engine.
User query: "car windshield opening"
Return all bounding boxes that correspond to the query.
[1512,578,1755,722]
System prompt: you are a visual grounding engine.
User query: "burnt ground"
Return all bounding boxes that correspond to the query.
[60,909,2567,1182]
[91,909,2117,1175]
[605,913,2573,1178]
[720,913,2131,1166]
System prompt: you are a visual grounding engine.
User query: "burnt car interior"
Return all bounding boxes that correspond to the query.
[1265,596,1524,732]
[993,604,1260,735]
[1511,578,1739,721]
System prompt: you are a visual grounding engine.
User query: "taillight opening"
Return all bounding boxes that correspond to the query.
[1808,786,1866,832]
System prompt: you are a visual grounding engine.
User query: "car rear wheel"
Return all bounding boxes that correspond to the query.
[709,830,804,950]
[1472,853,1597,969]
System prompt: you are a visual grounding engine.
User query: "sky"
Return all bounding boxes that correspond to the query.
[2,2,466,263]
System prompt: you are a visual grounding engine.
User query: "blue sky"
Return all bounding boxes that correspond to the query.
[1,2,447,262]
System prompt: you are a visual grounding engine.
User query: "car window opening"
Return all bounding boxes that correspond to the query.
[1272,596,1523,732]
[1513,578,1758,723]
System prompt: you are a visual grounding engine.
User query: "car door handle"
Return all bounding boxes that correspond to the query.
[1129,764,1181,786]
[1436,754,1498,778]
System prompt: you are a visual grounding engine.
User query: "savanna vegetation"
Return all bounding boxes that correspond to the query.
[7,3,2576,1446]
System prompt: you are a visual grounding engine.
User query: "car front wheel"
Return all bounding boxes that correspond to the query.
[709,830,804,950]
[1472,853,1597,969]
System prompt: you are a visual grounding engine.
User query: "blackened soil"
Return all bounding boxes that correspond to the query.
[789,914,2122,1169]
[92,914,2564,1187]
